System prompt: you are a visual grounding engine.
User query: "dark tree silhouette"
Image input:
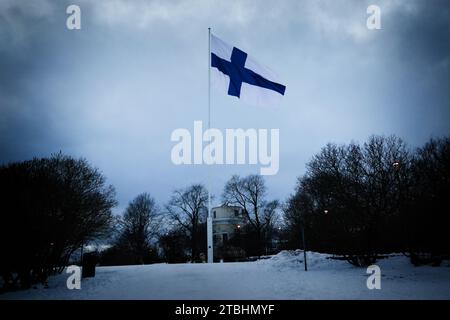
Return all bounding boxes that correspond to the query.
[407,137,450,265]
[223,174,279,256]
[283,135,412,266]
[166,184,208,262]
[159,227,191,263]
[115,193,161,265]
[0,153,116,290]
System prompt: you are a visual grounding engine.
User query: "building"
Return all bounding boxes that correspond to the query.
[212,204,247,260]
[212,204,246,245]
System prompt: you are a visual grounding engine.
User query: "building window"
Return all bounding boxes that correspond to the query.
[213,211,216,218]
[234,209,239,217]
[222,233,228,243]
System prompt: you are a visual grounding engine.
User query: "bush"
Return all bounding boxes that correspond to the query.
[0,153,116,290]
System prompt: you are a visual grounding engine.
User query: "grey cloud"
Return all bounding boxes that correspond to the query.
[0,0,449,213]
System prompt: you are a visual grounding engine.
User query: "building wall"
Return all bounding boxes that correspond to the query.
[212,205,246,246]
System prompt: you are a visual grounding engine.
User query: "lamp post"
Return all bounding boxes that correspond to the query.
[301,220,307,271]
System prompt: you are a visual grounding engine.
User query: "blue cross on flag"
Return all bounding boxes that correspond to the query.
[210,34,286,107]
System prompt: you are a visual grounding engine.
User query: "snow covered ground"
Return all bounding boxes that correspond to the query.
[2,251,450,300]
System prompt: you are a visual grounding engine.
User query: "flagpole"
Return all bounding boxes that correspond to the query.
[208,27,211,131]
[207,27,214,263]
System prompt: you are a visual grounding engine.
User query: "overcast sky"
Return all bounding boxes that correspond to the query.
[1,0,449,213]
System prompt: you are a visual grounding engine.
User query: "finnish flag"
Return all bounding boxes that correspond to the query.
[210,34,286,107]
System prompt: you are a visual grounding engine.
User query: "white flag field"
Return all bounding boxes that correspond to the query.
[210,34,286,107]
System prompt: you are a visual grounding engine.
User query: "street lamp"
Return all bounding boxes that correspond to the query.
[324,209,329,214]
[301,221,307,272]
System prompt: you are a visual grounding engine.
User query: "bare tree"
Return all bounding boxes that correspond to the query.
[0,153,116,290]
[263,200,280,230]
[117,193,161,264]
[283,135,412,266]
[408,137,450,264]
[166,184,208,262]
[222,174,278,256]
[262,200,281,253]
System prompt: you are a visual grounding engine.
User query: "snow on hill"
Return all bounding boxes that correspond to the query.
[2,251,450,300]
[257,250,344,270]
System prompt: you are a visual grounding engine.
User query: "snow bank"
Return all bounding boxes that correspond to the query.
[258,250,347,271]
[2,251,450,300]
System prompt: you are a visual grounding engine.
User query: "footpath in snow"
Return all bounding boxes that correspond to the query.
[2,251,450,300]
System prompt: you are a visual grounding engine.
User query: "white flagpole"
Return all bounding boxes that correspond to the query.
[207,27,214,263]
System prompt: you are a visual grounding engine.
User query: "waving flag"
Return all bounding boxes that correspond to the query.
[210,34,286,107]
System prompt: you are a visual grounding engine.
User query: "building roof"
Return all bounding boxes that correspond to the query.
[212,204,243,210]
